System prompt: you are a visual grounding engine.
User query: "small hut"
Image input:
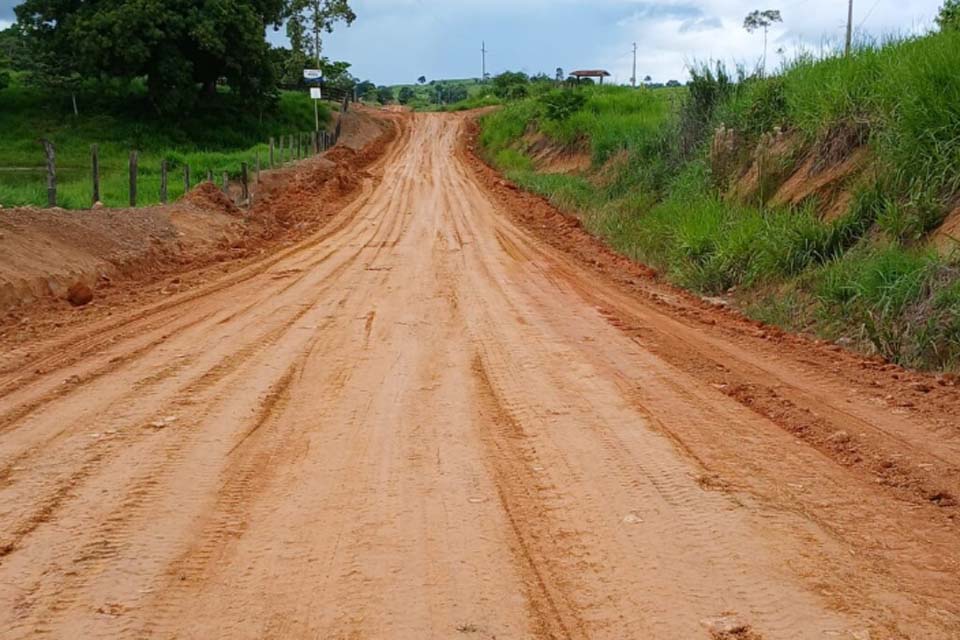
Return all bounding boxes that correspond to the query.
[569,69,611,85]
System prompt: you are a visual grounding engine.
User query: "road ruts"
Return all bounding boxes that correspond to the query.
[1,112,958,640]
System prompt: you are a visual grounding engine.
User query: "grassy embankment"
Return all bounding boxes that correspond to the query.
[0,77,330,209]
[480,31,960,371]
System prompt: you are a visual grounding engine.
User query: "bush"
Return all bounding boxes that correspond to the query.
[492,71,530,100]
[539,89,586,121]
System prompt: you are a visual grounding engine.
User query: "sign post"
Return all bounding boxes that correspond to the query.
[304,69,323,133]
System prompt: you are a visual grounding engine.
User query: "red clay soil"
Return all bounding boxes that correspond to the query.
[0,110,959,639]
[0,107,398,351]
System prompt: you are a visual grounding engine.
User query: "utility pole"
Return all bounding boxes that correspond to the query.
[481,41,487,82]
[314,3,322,132]
[845,0,854,56]
[631,42,637,88]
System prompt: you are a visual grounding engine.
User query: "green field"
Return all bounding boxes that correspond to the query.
[0,77,331,209]
[479,32,960,371]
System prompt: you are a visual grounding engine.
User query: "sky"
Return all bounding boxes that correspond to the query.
[1,1,946,85]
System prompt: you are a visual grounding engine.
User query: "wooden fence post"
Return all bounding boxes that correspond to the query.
[184,165,191,193]
[129,150,138,207]
[222,171,229,195]
[289,134,294,162]
[40,139,56,208]
[255,151,261,183]
[207,169,213,183]
[269,136,275,168]
[91,144,100,205]
[241,163,249,203]
[160,159,168,204]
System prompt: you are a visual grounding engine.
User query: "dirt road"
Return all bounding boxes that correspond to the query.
[1,113,959,639]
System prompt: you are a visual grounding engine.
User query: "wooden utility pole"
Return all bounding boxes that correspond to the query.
[91,144,100,205]
[129,150,138,207]
[41,139,56,208]
[160,160,168,204]
[845,0,854,56]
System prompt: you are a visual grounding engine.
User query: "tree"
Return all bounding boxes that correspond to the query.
[743,9,782,76]
[15,0,289,114]
[666,79,682,87]
[555,67,565,82]
[285,0,356,65]
[446,84,468,102]
[643,75,652,84]
[417,75,427,84]
[937,0,960,31]
[321,58,356,97]
[492,71,529,100]
[356,80,376,96]
[397,86,416,104]
[376,85,393,104]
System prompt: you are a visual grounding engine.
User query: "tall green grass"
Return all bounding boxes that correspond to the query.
[478,31,960,370]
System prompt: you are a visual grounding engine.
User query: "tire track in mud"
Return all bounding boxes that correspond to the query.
[0,166,416,600]
[470,353,593,640]
[0,116,403,399]
[4,110,960,640]
[1,198,412,638]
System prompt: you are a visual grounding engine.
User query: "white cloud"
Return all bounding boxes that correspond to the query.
[603,0,943,84]
[0,1,946,84]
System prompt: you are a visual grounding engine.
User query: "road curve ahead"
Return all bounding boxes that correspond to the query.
[1,113,959,640]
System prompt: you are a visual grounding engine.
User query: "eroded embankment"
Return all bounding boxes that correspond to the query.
[462,115,960,511]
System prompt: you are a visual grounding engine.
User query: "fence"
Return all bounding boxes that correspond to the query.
[32,96,348,209]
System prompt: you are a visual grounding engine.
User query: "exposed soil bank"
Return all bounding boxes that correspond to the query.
[0,106,397,348]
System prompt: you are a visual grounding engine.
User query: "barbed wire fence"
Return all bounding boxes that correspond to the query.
[31,95,350,210]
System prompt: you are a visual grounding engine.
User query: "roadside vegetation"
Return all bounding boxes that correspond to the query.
[0,76,330,208]
[0,1,362,208]
[478,24,960,371]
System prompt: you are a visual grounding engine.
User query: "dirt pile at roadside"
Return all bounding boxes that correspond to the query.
[0,108,396,319]
[181,182,242,216]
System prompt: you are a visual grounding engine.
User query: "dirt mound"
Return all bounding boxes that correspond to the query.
[182,182,242,216]
[0,108,397,317]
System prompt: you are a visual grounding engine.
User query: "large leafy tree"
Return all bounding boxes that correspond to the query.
[15,0,288,113]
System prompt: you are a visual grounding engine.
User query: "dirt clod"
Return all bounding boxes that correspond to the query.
[66,282,94,307]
